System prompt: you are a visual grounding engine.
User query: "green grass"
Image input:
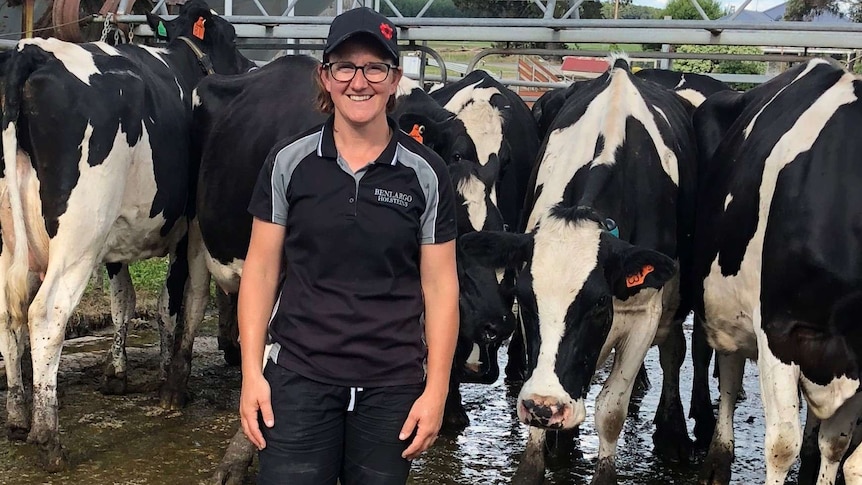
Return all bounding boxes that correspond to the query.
[129,258,169,297]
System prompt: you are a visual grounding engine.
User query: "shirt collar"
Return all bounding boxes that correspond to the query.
[318,115,401,167]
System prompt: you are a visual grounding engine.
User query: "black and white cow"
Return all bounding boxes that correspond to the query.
[461,56,698,483]
[693,58,862,485]
[394,81,518,398]
[0,0,253,470]
[193,54,326,366]
[431,71,544,386]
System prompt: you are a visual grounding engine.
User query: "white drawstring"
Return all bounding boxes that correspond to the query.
[347,387,364,411]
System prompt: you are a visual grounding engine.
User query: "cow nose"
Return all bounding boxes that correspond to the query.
[521,397,568,428]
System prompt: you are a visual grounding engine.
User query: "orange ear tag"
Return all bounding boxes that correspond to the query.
[409,124,424,143]
[625,264,655,288]
[193,17,206,40]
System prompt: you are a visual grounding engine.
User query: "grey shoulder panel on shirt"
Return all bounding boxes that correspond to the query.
[395,143,443,243]
[269,131,322,224]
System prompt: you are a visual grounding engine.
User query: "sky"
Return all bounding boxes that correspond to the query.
[634,0,787,12]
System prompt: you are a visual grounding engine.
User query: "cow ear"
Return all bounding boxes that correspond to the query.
[603,238,676,301]
[459,231,533,270]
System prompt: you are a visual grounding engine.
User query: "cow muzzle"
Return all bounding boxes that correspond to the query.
[518,395,582,429]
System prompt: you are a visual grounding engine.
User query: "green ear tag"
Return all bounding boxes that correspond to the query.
[157,21,167,37]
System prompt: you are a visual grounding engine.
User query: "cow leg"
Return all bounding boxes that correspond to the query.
[28,255,96,472]
[812,394,862,485]
[101,263,136,395]
[842,429,862,485]
[212,426,256,485]
[0,322,29,441]
[593,334,657,485]
[756,324,802,485]
[690,314,716,449]
[653,320,693,463]
[512,426,546,485]
[160,220,211,409]
[156,248,184,382]
[216,291,240,367]
[799,406,823,485]
[506,300,528,387]
[700,352,745,485]
[442,371,469,431]
[0,246,31,441]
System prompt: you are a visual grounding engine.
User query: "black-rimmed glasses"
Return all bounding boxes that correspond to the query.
[323,61,395,83]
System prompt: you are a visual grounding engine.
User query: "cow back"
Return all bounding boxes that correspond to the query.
[195,55,325,265]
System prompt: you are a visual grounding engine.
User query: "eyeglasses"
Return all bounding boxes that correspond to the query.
[323,61,395,83]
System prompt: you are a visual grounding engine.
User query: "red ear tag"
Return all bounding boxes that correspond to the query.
[193,17,205,40]
[625,264,655,288]
[409,124,424,143]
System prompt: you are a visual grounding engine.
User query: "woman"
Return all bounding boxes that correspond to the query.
[237,7,459,485]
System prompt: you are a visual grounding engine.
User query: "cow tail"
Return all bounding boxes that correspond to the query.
[2,45,38,323]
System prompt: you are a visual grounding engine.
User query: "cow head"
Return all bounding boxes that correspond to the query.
[146,0,255,75]
[460,205,676,429]
[397,112,479,167]
[448,159,512,384]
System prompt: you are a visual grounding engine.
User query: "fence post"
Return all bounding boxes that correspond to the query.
[660,15,672,70]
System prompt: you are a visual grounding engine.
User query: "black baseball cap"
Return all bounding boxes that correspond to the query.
[324,7,400,66]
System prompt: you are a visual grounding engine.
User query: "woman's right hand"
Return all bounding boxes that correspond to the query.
[240,373,274,450]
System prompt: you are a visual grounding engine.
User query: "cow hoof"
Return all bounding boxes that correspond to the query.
[212,464,248,485]
[101,373,128,395]
[699,448,733,485]
[7,425,29,442]
[37,442,69,473]
[223,346,241,367]
[652,429,694,463]
[442,407,470,431]
[159,387,190,410]
[591,457,617,485]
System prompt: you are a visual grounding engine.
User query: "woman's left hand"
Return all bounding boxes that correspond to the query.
[399,390,446,460]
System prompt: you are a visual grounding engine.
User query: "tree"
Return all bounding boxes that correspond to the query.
[673,45,765,74]
[453,0,544,17]
[601,2,662,19]
[660,0,725,20]
[784,0,842,20]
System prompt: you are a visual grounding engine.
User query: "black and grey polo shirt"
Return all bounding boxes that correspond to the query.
[248,115,457,387]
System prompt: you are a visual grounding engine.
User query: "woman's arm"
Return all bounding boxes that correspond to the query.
[400,239,459,459]
[238,217,286,450]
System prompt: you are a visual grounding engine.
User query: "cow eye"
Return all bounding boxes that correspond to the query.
[453,153,462,162]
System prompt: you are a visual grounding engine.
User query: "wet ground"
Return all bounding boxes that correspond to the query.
[0,315,794,485]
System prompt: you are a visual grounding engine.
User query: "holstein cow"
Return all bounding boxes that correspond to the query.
[461,56,698,484]
[411,70,542,385]
[693,58,862,485]
[530,69,733,447]
[0,0,253,470]
[394,81,517,401]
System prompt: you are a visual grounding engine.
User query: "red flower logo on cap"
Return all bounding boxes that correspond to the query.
[379,22,394,40]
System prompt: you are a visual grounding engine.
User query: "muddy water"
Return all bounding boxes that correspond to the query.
[0,316,793,484]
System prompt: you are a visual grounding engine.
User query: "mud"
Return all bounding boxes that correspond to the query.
[0,316,796,484]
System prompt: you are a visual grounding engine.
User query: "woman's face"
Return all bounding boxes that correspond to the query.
[321,39,402,128]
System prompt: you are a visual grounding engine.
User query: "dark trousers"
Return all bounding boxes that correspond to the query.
[257,361,424,485]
